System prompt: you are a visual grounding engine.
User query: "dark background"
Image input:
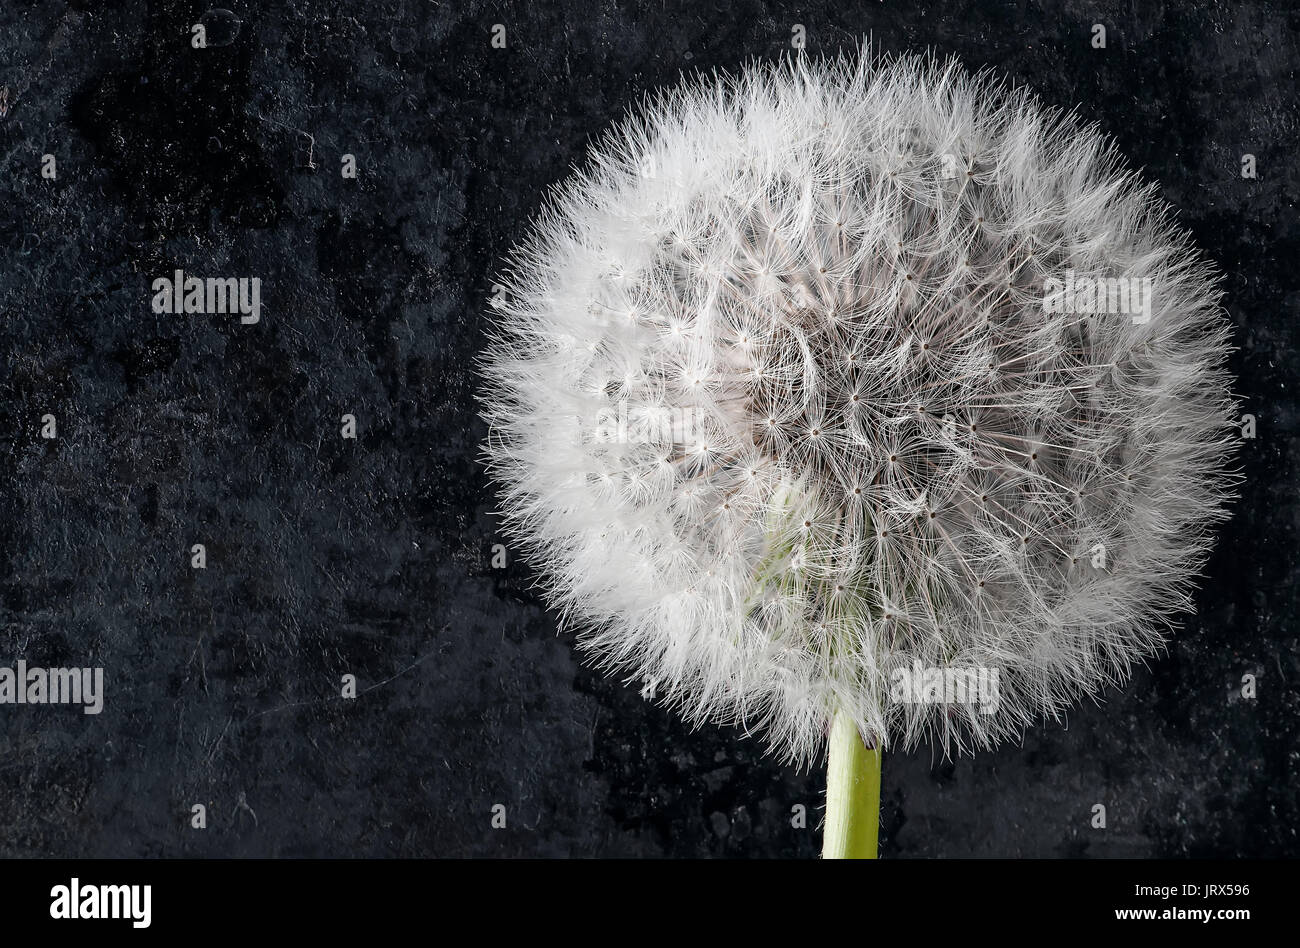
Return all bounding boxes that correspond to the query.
[0,0,1295,858]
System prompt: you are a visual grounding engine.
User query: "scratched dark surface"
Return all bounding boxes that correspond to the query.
[0,0,1296,858]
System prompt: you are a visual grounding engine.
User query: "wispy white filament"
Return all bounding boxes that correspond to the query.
[479,48,1238,765]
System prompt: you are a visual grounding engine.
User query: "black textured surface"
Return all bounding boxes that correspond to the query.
[1,0,1296,858]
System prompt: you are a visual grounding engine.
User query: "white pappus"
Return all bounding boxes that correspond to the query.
[478,48,1239,766]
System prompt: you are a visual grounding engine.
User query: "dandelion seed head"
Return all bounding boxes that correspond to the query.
[479,48,1239,765]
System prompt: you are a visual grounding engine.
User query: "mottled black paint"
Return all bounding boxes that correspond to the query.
[1,0,1296,857]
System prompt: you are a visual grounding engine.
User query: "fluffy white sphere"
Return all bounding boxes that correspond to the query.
[480,49,1238,764]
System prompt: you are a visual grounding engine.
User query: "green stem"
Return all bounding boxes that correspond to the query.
[822,708,881,859]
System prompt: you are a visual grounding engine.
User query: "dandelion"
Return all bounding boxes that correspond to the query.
[478,47,1238,857]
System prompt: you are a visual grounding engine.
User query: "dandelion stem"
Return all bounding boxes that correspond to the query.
[823,708,881,859]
